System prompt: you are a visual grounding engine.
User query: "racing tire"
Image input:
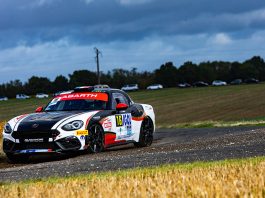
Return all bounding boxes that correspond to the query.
[6,153,30,164]
[134,117,154,147]
[88,124,105,153]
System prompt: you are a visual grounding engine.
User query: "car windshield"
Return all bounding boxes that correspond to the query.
[45,92,108,111]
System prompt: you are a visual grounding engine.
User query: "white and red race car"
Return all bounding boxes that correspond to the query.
[3,86,155,163]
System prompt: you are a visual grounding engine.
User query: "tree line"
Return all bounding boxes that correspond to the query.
[0,56,264,98]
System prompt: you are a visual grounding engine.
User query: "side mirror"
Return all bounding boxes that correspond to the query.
[116,103,128,111]
[35,106,43,113]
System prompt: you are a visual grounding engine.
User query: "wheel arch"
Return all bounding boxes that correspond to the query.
[141,104,156,132]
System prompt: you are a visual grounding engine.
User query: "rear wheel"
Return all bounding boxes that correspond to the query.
[88,124,105,153]
[134,117,154,147]
[6,153,30,163]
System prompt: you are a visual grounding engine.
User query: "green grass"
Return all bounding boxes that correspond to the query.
[0,98,50,121]
[1,84,265,127]
[130,84,265,126]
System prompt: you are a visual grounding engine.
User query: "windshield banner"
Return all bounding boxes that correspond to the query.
[55,92,108,101]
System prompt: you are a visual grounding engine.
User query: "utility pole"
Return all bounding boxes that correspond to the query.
[94,47,101,84]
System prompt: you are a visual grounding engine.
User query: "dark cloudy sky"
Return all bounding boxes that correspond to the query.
[0,0,265,83]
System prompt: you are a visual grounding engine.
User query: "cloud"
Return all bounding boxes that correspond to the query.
[210,33,232,45]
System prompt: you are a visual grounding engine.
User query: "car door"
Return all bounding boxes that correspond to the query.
[112,92,133,140]
[101,92,134,146]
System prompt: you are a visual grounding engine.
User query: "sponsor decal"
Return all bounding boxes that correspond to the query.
[56,92,108,102]
[115,114,131,127]
[103,121,112,129]
[115,114,133,140]
[76,130,89,136]
[126,125,132,135]
[80,135,85,140]
[24,138,44,143]
[16,149,53,153]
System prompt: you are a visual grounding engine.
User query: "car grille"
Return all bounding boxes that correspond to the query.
[3,139,59,152]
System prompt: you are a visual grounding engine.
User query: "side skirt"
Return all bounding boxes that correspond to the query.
[105,140,136,149]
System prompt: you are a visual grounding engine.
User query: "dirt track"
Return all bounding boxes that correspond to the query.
[0,126,265,182]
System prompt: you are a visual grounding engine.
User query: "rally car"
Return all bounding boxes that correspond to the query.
[2,86,155,163]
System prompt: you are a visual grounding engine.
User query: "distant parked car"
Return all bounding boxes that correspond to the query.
[16,94,30,99]
[177,83,191,88]
[94,84,110,89]
[36,93,49,99]
[244,78,259,84]
[0,96,8,101]
[121,84,139,91]
[212,80,227,86]
[193,81,209,87]
[147,84,163,90]
[230,79,242,85]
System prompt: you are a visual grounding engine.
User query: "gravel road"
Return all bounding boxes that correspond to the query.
[0,126,265,182]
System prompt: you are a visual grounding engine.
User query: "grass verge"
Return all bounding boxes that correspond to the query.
[0,157,265,197]
[158,119,265,128]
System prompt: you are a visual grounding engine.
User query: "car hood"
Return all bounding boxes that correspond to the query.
[16,111,92,132]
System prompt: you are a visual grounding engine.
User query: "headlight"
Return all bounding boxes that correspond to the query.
[62,120,84,131]
[4,123,12,134]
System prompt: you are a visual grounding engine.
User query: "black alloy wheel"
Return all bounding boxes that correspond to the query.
[88,124,105,153]
[134,117,154,147]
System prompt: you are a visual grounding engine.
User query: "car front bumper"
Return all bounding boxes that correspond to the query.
[3,136,82,154]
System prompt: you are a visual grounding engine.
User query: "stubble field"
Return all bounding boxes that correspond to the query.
[0,157,265,197]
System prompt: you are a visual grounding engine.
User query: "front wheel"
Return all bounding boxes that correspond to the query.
[134,117,154,147]
[87,124,105,153]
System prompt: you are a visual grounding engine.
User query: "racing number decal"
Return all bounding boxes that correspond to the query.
[115,114,131,127]
[115,115,123,127]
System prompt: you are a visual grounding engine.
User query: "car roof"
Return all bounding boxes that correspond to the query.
[72,86,124,94]
[93,88,123,93]
[55,86,133,105]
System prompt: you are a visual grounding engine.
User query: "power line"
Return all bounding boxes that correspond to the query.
[94,47,102,84]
